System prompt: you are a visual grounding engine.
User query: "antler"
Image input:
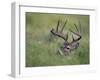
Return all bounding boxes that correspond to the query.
[51,19,82,43]
[69,21,82,45]
[50,19,82,55]
[50,19,68,42]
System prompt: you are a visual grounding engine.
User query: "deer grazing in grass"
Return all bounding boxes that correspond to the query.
[50,19,82,56]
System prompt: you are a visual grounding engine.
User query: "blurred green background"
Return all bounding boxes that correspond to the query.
[25,12,89,67]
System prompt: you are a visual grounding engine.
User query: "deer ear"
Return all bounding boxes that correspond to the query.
[75,43,79,49]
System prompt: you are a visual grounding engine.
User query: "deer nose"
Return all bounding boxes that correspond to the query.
[67,46,71,49]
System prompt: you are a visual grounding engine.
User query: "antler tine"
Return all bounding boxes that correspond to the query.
[74,24,79,33]
[60,19,67,33]
[56,19,60,32]
[70,30,81,37]
[65,33,68,41]
[79,20,82,34]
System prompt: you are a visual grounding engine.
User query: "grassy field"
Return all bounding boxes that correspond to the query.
[25,12,89,67]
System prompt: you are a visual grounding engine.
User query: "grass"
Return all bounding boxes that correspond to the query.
[25,12,89,67]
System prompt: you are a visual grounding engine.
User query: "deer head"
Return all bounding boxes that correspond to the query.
[50,19,82,55]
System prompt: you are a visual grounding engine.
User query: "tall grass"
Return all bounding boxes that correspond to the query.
[26,12,89,67]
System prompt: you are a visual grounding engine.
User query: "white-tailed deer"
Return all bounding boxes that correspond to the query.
[50,19,82,56]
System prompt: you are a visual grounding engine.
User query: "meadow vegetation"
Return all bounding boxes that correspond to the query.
[26,12,89,67]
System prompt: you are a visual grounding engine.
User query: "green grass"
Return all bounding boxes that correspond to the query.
[25,12,89,67]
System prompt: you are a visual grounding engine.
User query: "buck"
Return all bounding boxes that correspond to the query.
[50,19,82,56]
